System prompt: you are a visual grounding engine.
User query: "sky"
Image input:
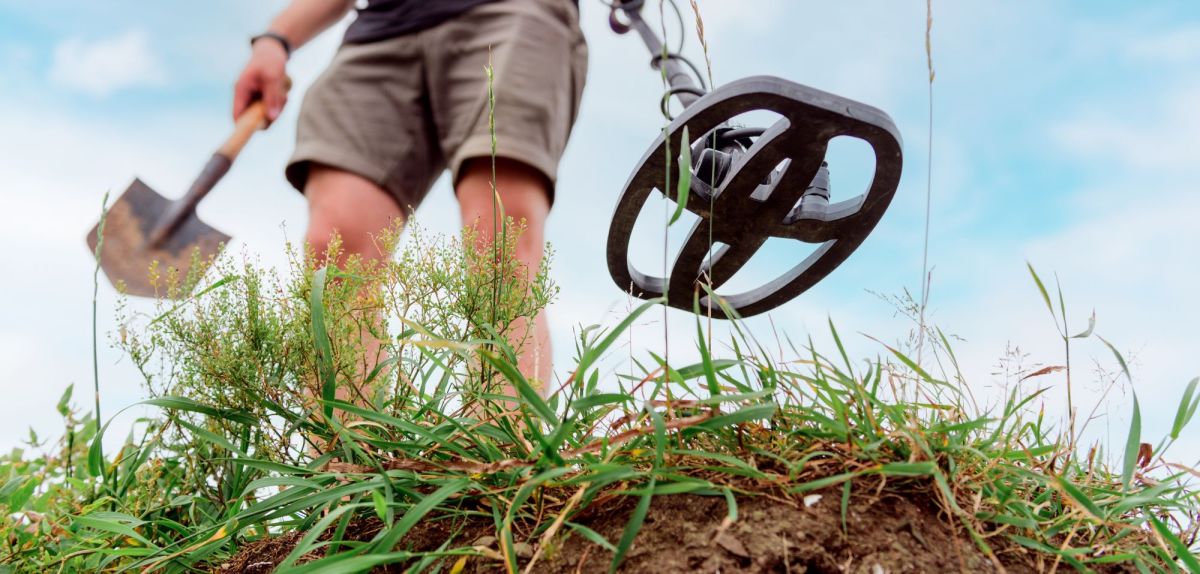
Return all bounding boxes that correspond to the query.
[0,1,1197,467]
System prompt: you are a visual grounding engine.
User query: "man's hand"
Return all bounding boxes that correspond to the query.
[233,0,357,123]
[233,38,290,124]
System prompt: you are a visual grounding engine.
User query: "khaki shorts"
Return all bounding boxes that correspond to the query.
[286,0,588,210]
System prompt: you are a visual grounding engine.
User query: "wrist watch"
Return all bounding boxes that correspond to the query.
[250,32,292,59]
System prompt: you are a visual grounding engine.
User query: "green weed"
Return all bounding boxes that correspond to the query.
[1,239,1196,572]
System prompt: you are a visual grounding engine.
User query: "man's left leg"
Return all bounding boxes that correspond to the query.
[456,157,553,388]
[422,0,588,395]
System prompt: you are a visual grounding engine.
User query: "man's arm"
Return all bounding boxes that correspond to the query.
[233,0,357,122]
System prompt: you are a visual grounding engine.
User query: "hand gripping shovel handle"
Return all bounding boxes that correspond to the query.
[147,100,268,247]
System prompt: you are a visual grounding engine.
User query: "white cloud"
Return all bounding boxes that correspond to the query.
[924,76,1200,464]
[49,30,167,97]
[1051,82,1200,173]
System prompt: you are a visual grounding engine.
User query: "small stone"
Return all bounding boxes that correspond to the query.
[714,533,750,558]
[803,494,822,508]
[472,535,497,548]
[513,541,535,559]
[871,564,888,574]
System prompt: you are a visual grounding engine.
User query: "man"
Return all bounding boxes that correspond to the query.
[233,0,587,388]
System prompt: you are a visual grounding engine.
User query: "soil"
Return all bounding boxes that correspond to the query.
[215,483,1140,573]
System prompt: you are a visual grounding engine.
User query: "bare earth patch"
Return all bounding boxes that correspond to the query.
[215,485,1140,573]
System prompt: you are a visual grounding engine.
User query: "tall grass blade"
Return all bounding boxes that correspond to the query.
[829,318,855,378]
[610,475,655,574]
[73,513,156,548]
[722,487,738,525]
[90,191,110,484]
[1070,310,1096,339]
[310,266,336,421]
[694,295,720,396]
[1026,263,1058,329]
[789,471,861,493]
[840,480,851,534]
[566,522,616,552]
[143,396,256,425]
[1171,377,1199,440]
[1097,335,1131,382]
[670,126,691,225]
[694,403,776,432]
[577,298,664,376]
[278,504,362,568]
[482,350,556,425]
[373,478,471,552]
[878,461,936,477]
[1053,475,1104,521]
[1122,393,1142,490]
[649,408,666,467]
[1027,264,1056,314]
[285,552,418,574]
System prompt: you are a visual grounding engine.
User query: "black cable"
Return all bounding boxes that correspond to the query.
[667,0,685,55]
[602,0,711,120]
[649,52,708,92]
[654,0,708,119]
[720,127,765,148]
[659,86,707,120]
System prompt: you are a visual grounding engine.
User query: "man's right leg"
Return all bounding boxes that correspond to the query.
[304,164,404,406]
[283,31,434,456]
[304,164,404,265]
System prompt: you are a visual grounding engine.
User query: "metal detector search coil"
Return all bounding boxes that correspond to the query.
[605,0,903,319]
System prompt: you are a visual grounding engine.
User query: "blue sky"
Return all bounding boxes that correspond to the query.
[1,1,1197,466]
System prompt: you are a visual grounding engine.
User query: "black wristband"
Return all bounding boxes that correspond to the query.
[250,32,292,58]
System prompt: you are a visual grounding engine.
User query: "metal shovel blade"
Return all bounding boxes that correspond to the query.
[85,178,229,298]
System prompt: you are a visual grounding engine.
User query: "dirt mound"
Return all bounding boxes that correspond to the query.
[216,485,1138,573]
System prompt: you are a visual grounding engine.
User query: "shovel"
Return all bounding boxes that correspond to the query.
[86,99,269,298]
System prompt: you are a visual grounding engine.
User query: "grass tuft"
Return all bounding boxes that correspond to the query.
[1,234,1196,572]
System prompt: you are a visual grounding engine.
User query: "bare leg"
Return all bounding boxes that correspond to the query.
[304,165,404,405]
[455,157,553,390]
[305,165,403,265]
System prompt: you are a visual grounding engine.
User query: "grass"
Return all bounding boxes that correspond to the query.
[0,231,1197,572]
[2,4,1197,572]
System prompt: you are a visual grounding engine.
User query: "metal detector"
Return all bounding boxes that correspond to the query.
[605,0,904,319]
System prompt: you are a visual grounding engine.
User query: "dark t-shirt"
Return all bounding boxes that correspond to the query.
[343,0,501,44]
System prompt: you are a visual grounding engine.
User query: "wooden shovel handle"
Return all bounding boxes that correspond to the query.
[217,100,268,160]
[219,76,291,160]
